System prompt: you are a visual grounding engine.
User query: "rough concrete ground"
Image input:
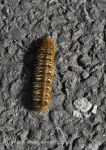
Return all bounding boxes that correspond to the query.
[0,0,106,149]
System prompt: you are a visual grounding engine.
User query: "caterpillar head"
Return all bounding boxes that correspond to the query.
[42,36,57,54]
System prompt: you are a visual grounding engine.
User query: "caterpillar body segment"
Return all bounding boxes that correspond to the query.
[33,36,56,112]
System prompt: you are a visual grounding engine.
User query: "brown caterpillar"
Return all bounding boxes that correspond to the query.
[33,36,57,112]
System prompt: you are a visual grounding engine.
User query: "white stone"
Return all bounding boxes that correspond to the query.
[92,105,97,114]
[74,98,92,113]
[73,110,82,118]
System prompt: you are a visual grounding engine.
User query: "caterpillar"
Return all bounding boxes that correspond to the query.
[33,36,57,112]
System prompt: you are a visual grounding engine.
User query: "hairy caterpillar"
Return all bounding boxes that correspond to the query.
[33,36,57,112]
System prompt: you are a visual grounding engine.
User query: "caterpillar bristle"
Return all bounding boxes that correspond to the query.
[33,36,57,112]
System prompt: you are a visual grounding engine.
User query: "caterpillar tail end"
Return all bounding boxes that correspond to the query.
[35,106,49,112]
[34,100,50,112]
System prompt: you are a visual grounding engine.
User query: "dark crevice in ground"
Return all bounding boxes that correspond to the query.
[103,24,106,43]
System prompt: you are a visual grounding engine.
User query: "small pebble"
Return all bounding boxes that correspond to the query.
[82,70,89,79]
[87,76,98,87]
[92,105,97,114]
[74,97,92,113]
[73,110,82,118]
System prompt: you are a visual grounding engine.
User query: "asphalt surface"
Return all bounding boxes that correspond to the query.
[0,0,106,150]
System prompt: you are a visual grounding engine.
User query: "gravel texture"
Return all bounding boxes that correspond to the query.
[0,0,106,150]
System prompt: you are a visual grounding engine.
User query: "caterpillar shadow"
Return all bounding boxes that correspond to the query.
[21,38,42,110]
